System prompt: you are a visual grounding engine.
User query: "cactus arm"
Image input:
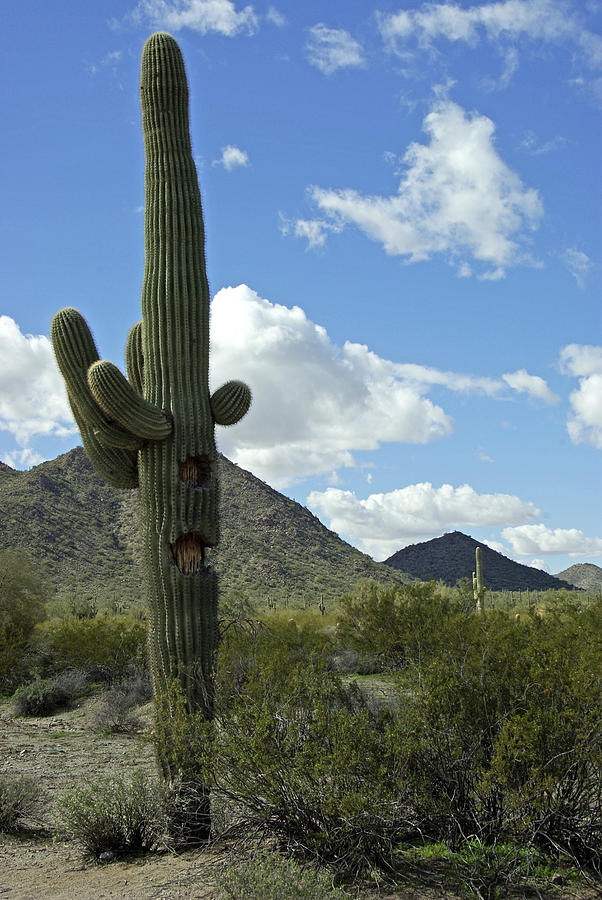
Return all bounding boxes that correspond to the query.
[126,321,145,395]
[211,380,252,426]
[51,307,146,450]
[67,393,139,488]
[88,360,172,440]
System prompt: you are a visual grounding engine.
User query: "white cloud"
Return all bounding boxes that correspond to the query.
[88,50,123,76]
[502,523,602,556]
[520,130,567,155]
[502,368,559,404]
[291,99,542,276]
[307,482,540,560]
[0,316,75,448]
[213,144,249,170]
[530,557,548,571]
[559,344,602,449]
[378,1,602,71]
[209,285,461,487]
[3,448,44,470]
[279,216,342,249]
[132,0,258,36]
[266,6,286,27]
[562,247,593,288]
[306,24,366,75]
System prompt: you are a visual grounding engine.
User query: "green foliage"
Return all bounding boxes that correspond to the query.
[58,772,168,858]
[0,774,41,832]
[214,849,348,899]
[35,613,147,677]
[336,580,461,669]
[12,676,72,717]
[0,549,48,691]
[390,602,602,866]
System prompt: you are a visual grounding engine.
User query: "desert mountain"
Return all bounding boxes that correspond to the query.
[554,563,602,591]
[0,447,408,607]
[384,530,574,591]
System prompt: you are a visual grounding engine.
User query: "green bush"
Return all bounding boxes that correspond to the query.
[199,627,411,875]
[0,550,48,691]
[336,580,461,670]
[12,676,71,717]
[58,772,168,858]
[35,613,147,678]
[0,774,41,832]
[391,603,602,867]
[214,849,348,899]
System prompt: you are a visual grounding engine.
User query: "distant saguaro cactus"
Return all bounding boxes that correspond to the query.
[51,32,251,835]
[473,546,485,614]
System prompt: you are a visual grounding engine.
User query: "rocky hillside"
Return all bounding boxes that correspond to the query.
[554,563,602,591]
[384,530,574,591]
[0,447,408,608]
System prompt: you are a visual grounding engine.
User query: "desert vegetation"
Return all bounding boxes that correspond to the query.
[2,554,600,898]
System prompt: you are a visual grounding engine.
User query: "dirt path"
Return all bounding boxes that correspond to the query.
[0,700,223,899]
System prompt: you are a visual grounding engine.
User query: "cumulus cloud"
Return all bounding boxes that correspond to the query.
[3,448,44,470]
[209,285,455,487]
[378,1,602,72]
[306,24,365,75]
[559,344,602,449]
[132,0,258,36]
[502,369,558,404]
[0,316,75,449]
[562,247,593,288]
[502,523,602,557]
[213,144,250,170]
[307,482,540,559]
[290,99,542,276]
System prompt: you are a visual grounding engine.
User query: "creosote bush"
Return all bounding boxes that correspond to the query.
[187,591,602,889]
[35,614,147,678]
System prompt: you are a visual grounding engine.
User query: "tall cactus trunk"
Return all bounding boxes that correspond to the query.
[50,32,251,842]
[473,545,485,614]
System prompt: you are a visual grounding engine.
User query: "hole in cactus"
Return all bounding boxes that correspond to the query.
[170,532,212,576]
[179,455,211,489]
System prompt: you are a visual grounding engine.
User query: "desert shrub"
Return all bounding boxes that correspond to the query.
[91,668,152,732]
[35,613,147,678]
[215,614,333,707]
[12,676,71,717]
[336,580,461,671]
[0,550,48,692]
[390,602,602,869]
[58,771,168,858]
[214,849,348,899]
[203,636,412,875]
[0,774,41,832]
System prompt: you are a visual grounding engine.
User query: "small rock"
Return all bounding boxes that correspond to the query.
[98,851,115,863]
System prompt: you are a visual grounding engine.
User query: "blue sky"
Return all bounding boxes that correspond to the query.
[1,0,600,574]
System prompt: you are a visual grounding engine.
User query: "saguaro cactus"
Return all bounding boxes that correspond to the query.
[473,546,485,614]
[51,32,250,825]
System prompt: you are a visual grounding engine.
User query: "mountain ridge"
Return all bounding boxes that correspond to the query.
[384,530,575,591]
[0,446,409,606]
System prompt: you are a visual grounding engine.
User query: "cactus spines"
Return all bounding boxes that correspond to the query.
[473,545,485,613]
[50,31,251,834]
